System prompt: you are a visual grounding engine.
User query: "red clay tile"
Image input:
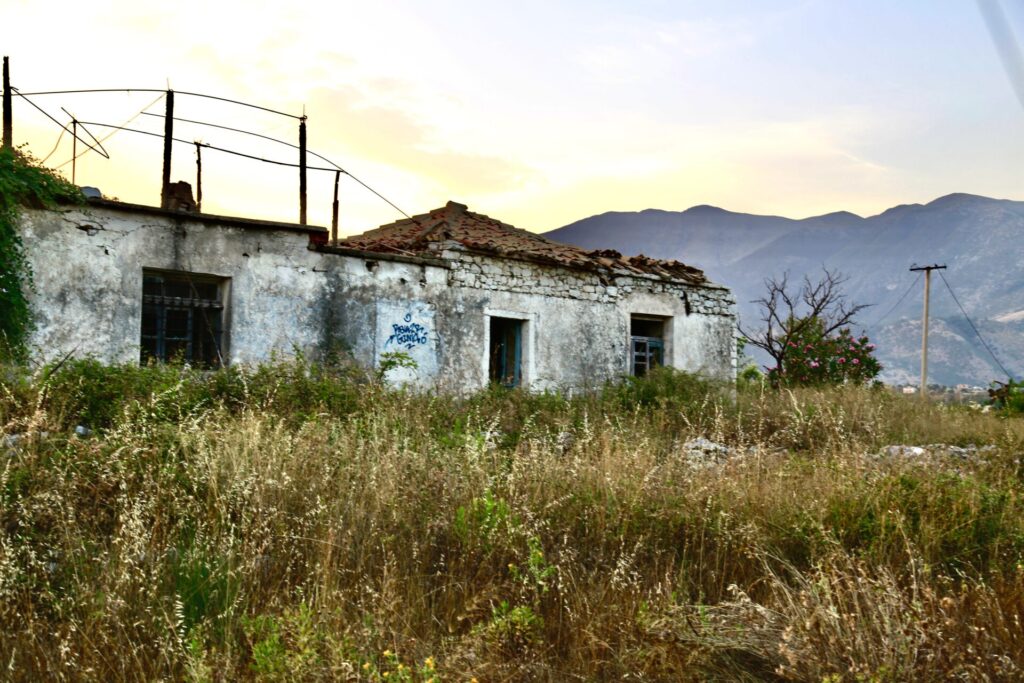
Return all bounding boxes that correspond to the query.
[341,201,707,284]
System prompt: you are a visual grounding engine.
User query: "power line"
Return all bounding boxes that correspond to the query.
[55,92,164,170]
[12,89,109,158]
[343,170,412,220]
[11,83,411,220]
[72,119,412,219]
[74,120,332,169]
[14,88,302,119]
[937,270,1013,380]
[61,107,109,160]
[866,272,922,330]
[139,112,344,171]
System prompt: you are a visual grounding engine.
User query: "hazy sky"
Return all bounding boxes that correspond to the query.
[5,0,1024,234]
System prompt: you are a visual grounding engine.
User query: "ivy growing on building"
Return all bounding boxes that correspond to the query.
[0,147,82,361]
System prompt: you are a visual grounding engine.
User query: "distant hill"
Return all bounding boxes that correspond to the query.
[546,194,1024,386]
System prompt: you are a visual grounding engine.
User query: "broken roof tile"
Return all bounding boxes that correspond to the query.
[341,201,708,284]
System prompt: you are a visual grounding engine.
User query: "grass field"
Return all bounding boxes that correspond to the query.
[2,359,1023,681]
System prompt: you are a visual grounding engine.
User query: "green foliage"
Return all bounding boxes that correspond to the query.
[989,379,1024,415]
[33,355,366,430]
[453,490,515,550]
[0,147,82,361]
[509,535,557,595]
[608,365,720,409]
[767,317,881,387]
[476,601,544,656]
[172,543,239,634]
[377,349,419,382]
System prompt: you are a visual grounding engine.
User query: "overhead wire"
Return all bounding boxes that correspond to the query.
[139,112,344,170]
[937,270,1013,380]
[16,87,410,219]
[39,125,68,164]
[60,107,110,160]
[75,119,412,219]
[866,272,922,330]
[14,88,302,119]
[55,92,165,170]
[12,89,110,158]
[136,112,413,217]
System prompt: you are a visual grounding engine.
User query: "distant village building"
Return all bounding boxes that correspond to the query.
[18,197,736,391]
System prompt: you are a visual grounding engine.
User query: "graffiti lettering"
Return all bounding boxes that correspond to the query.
[385,313,429,350]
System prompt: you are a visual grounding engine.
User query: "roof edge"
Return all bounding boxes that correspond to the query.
[79,198,328,235]
[315,243,450,268]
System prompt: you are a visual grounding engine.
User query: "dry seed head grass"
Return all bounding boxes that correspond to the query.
[1,364,1024,681]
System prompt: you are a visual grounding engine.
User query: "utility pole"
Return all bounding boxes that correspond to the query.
[910,264,946,399]
[2,56,12,150]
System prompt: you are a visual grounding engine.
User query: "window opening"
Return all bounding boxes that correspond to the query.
[141,270,225,366]
[630,315,666,377]
[489,317,523,388]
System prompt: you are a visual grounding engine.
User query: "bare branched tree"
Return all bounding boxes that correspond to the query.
[738,268,871,374]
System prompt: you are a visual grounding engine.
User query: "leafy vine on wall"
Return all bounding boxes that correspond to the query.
[0,147,82,361]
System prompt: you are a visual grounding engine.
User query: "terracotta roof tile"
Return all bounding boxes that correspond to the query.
[341,201,708,284]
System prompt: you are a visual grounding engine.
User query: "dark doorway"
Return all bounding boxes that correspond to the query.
[489,317,523,387]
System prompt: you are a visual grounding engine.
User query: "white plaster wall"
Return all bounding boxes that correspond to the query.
[18,206,736,391]
[20,206,329,365]
[375,300,439,386]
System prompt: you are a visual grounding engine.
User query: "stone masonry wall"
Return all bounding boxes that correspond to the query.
[444,249,734,317]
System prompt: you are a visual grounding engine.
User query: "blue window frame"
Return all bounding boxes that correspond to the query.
[630,315,667,376]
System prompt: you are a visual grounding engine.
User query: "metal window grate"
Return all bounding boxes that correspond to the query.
[140,271,225,366]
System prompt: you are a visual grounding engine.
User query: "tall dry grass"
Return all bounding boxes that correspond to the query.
[1,361,1023,681]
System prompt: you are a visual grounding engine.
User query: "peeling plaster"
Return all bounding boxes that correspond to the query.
[20,204,737,391]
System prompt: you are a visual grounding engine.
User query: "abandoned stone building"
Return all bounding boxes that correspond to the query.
[18,197,736,391]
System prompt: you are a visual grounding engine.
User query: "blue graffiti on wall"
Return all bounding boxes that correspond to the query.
[385,313,429,350]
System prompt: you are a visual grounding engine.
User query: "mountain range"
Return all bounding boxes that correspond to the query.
[545,193,1024,386]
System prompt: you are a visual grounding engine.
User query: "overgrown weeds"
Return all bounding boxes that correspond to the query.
[1,361,1023,680]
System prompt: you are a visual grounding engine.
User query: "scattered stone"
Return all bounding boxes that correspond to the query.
[876,443,999,462]
[3,432,48,456]
[74,425,93,438]
[881,445,928,459]
[556,430,575,454]
[681,437,735,467]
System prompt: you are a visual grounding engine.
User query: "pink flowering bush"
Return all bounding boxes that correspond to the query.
[766,318,881,387]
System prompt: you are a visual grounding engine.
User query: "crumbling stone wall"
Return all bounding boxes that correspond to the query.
[20,204,737,391]
[444,249,734,314]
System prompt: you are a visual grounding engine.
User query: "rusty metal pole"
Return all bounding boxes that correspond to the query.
[71,120,77,184]
[299,116,307,225]
[331,169,340,244]
[2,56,12,150]
[160,90,174,209]
[194,141,202,212]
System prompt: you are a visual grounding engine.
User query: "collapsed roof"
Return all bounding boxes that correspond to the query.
[341,201,708,285]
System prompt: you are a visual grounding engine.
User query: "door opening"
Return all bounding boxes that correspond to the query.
[489,317,523,387]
